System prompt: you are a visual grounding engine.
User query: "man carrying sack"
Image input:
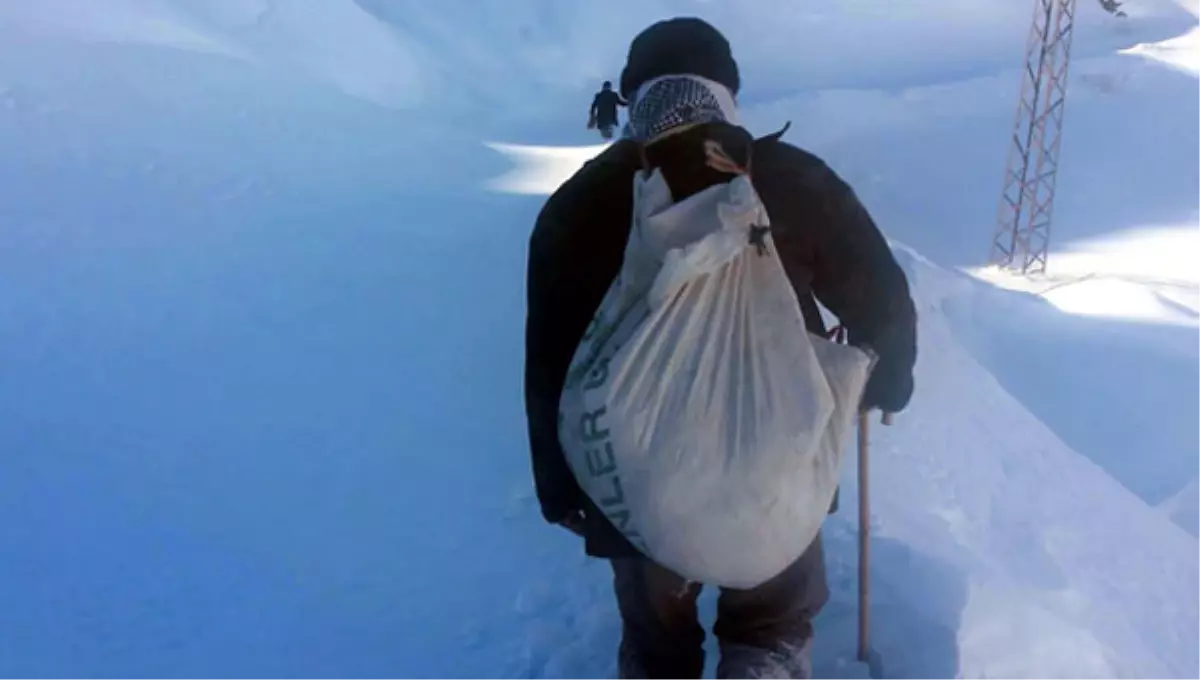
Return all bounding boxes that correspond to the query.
[524,17,917,679]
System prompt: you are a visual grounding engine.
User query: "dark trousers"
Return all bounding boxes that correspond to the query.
[610,533,829,679]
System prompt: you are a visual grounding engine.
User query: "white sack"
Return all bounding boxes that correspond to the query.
[559,167,873,589]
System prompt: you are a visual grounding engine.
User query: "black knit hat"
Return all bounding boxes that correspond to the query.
[619,17,740,100]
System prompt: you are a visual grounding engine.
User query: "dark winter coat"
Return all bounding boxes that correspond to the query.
[523,126,917,558]
[591,90,625,127]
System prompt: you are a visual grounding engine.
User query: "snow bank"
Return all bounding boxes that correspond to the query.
[956,222,1199,537]
[0,0,425,109]
[485,143,608,195]
[1160,478,1200,536]
[820,246,1199,678]
[970,224,1199,327]
[0,7,505,246]
[1123,17,1200,75]
[9,0,1191,125]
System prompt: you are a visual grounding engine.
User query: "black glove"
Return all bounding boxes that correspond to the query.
[862,357,914,414]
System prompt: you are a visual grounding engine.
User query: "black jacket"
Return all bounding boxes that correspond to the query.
[591,90,625,127]
[524,127,917,558]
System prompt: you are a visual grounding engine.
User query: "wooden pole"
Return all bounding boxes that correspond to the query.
[857,412,871,663]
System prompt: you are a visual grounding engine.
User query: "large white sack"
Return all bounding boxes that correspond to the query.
[559,167,874,589]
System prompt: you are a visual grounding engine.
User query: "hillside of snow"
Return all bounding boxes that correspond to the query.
[821,248,1197,679]
[0,0,1196,677]
[1162,477,1200,536]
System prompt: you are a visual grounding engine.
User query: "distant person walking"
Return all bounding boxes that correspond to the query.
[589,81,626,140]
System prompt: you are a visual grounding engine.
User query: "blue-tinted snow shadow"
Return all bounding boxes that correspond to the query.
[0,37,511,214]
[812,526,966,680]
[944,281,1199,518]
[489,550,624,679]
[0,39,545,675]
[0,459,355,678]
[0,183,553,677]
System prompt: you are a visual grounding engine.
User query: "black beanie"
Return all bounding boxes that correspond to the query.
[619,17,740,100]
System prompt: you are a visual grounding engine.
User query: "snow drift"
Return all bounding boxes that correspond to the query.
[835,246,1199,678]
[1161,477,1200,537]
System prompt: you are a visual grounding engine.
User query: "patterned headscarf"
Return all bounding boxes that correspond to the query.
[624,74,740,144]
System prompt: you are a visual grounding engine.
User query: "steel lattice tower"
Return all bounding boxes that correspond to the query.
[991,0,1077,274]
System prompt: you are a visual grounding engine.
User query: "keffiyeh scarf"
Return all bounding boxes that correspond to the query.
[623,74,741,144]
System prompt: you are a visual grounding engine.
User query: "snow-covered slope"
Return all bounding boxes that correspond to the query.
[0,0,426,109]
[1161,477,1200,536]
[847,247,1199,678]
[3,0,1193,128]
[0,0,1196,677]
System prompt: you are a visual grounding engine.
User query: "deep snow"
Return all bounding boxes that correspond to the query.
[0,0,1196,677]
[1162,476,1200,536]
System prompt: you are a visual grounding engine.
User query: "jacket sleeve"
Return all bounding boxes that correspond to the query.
[809,172,917,414]
[524,204,585,523]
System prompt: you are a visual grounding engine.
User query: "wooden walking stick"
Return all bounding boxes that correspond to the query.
[858,410,892,677]
[857,411,872,664]
[830,323,890,675]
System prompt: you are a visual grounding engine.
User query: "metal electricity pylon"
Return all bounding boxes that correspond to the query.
[991,0,1078,274]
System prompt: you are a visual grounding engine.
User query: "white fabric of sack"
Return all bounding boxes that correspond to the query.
[558,166,874,589]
